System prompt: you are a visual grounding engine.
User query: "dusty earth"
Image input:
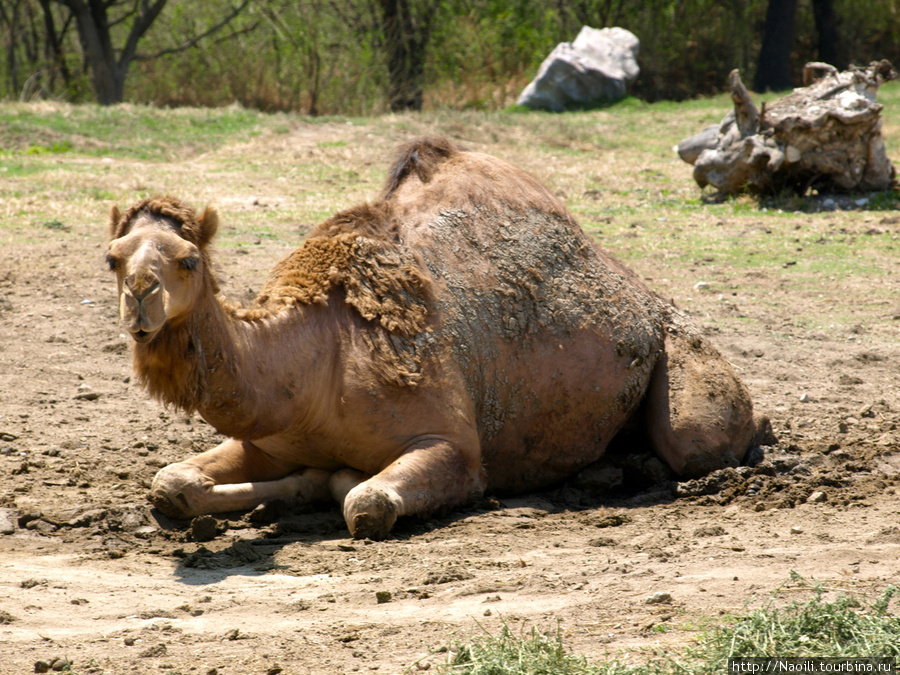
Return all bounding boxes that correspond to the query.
[2,110,900,675]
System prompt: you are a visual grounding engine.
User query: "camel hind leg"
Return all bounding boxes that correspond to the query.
[644,328,756,478]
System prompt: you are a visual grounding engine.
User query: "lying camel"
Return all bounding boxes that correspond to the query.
[106,137,757,539]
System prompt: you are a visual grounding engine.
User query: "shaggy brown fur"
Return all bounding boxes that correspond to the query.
[107,137,759,540]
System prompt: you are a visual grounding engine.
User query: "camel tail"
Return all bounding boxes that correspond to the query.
[382,137,463,200]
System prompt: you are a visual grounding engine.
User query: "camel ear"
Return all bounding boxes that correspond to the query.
[197,206,219,247]
[108,205,122,239]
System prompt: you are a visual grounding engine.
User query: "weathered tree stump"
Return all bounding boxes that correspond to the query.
[677,60,897,195]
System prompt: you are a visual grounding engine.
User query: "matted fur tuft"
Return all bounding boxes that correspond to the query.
[253,202,432,340]
[382,136,462,200]
[109,195,218,248]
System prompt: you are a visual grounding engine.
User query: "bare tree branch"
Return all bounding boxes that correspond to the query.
[134,0,251,61]
[119,0,166,68]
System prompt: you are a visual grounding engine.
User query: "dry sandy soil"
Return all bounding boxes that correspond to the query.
[2,108,900,675]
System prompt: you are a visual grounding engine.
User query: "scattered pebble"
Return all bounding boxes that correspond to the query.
[375,590,392,604]
[790,526,804,535]
[645,591,672,605]
[799,393,811,403]
[807,491,827,503]
[0,508,17,535]
[139,643,167,658]
[190,515,221,542]
[50,657,73,671]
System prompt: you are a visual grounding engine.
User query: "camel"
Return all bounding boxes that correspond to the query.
[106,137,758,540]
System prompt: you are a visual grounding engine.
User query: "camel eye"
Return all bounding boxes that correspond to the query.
[105,254,119,271]
[179,256,198,271]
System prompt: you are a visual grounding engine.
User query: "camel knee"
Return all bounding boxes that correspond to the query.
[342,482,402,541]
[149,462,213,519]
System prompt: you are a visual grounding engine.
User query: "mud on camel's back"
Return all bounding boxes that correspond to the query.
[105,136,762,540]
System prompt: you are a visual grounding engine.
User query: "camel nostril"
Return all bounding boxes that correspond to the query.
[129,279,161,302]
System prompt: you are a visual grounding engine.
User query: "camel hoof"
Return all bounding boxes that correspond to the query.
[148,488,192,520]
[345,487,398,540]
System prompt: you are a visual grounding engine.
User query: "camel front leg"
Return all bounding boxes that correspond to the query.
[340,436,485,540]
[149,438,332,518]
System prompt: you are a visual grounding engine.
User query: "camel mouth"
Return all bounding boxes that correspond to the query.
[130,328,158,344]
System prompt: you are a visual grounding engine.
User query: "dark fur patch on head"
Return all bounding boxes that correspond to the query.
[109,195,218,247]
[382,136,462,200]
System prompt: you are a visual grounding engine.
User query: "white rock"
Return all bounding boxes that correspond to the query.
[518,26,640,111]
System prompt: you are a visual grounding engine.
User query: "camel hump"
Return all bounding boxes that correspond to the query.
[383,137,462,199]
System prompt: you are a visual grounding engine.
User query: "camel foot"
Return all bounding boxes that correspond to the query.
[344,486,400,540]
[149,488,193,520]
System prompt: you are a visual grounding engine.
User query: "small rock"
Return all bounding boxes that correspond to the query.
[50,657,72,671]
[799,393,811,403]
[0,508,18,534]
[588,536,616,547]
[375,591,392,604]
[26,519,58,534]
[645,591,672,605]
[34,661,50,674]
[693,525,726,537]
[73,391,100,401]
[694,281,711,291]
[190,515,220,542]
[807,491,827,503]
[139,643,167,658]
[124,637,136,646]
[19,511,44,527]
[790,526,804,535]
[483,608,492,616]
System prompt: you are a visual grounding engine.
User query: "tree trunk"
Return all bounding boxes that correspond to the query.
[52,0,168,105]
[38,0,72,91]
[753,0,798,92]
[812,0,840,68]
[62,0,123,104]
[379,0,433,112]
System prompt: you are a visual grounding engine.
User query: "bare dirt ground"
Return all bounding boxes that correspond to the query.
[2,109,900,675]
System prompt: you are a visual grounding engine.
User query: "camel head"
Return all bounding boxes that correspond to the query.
[106,196,218,344]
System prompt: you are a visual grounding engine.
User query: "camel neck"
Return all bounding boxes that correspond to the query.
[134,290,332,440]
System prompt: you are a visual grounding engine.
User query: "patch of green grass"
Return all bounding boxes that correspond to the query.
[437,576,900,675]
[25,140,73,154]
[0,103,274,161]
[439,622,599,675]
[0,159,53,177]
